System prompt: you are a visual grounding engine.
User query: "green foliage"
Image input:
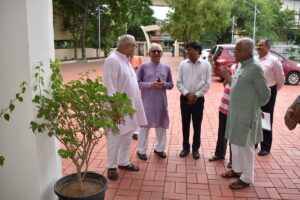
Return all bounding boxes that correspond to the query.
[0,156,4,166]
[165,0,233,43]
[0,81,27,166]
[55,0,155,58]
[230,0,295,42]
[30,60,135,187]
[295,30,300,44]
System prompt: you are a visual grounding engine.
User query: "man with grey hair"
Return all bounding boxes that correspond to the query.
[222,37,270,190]
[103,34,147,180]
[136,43,174,161]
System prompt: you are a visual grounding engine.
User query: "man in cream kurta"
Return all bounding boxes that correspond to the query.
[103,35,147,181]
[224,38,270,190]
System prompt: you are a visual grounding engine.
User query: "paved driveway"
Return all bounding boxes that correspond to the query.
[61,56,300,200]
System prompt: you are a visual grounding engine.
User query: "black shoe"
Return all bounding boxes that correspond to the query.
[132,134,138,140]
[154,149,167,158]
[192,151,200,159]
[258,150,269,156]
[208,155,224,162]
[179,149,189,157]
[137,151,147,161]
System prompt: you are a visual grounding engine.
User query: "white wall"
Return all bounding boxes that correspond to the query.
[0,1,61,200]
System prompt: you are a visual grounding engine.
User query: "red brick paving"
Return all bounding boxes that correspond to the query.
[61,56,300,200]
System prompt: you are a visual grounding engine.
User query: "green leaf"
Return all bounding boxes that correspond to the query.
[4,114,10,121]
[58,149,74,159]
[32,95,40,104]
[9,104,15,112]
[30,121,38,133]
[33,85,38,91]
[0,156,5,166]
[21,87,26,93]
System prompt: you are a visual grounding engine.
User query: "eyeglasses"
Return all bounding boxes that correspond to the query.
[151,50,162,54]
[128,43,137,49]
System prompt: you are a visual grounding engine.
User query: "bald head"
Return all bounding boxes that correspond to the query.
[149,43,163,64]
[117,34,136,48]
[238,37,254,55]
[117,34,136,57]
[149,43,163,52]
[234,37,254,62]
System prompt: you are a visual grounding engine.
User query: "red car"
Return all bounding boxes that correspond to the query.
[210,44,300,85]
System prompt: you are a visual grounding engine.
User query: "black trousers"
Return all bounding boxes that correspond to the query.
[215,112,228,158]
[260,85,277,152]
[180,95,204,152]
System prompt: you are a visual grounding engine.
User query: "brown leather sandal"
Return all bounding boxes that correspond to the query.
[221,169,241,178]
[107,168,118,180]
[229,178,250,190]
[118,164,139,171]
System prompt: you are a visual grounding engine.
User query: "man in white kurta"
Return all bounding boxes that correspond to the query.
[103,34,147,181]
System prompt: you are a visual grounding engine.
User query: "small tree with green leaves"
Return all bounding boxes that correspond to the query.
[30,60,135,192]
[0,81,27,166]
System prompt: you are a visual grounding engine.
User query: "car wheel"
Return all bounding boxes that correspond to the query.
[286,72,300,85]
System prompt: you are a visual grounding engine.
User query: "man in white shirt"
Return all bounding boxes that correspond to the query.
[103,34,147,180]
[256,39,285,156]
[176,42,211,159]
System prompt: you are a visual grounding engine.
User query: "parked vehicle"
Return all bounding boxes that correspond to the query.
[210,44,300,85]
[200,49,210,60]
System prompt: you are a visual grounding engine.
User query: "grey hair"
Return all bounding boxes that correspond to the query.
[237,37,254,56]
[117,34,136,48]
[149,43,163,52]
[260,38,272,49]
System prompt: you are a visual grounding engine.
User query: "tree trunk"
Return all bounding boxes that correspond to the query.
[80,1,89,60]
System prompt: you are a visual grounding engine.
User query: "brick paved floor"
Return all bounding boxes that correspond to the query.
[61,56,300,200]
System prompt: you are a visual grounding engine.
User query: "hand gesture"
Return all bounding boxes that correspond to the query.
[186,93,198,105]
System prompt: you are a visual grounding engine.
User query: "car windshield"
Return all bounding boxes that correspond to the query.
[214,47,223,57]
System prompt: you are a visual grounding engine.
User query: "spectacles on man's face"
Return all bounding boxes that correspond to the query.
[151,50,162,54]
[128,43,137,49]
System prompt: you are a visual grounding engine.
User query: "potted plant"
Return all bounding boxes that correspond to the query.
[30,60,135,200]
[0,81,27,166]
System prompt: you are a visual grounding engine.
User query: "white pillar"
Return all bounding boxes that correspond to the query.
[174,40,179,57]
[0,1,61,200]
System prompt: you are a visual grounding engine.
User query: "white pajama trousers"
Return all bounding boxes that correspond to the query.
[106,130,134,168]
[137,127,166,154]
[231,130,255,184]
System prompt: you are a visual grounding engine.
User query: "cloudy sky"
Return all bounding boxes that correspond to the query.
[150,6,171,20]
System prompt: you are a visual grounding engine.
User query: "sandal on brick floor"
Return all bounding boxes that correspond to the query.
[227,162,232,168]
[229,178,250,190]
[118,163,139,171]
[107,168,118,181]
[221,169,241,178]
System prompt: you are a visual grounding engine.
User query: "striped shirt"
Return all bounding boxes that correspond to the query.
[219,84,231,114]
[218,64,238,114]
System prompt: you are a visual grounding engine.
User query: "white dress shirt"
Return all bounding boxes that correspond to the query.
[257,52,285,90]
[176,57,211,97]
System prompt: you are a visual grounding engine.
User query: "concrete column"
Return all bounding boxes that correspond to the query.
[0,1,61,200]
[174,40,179,57]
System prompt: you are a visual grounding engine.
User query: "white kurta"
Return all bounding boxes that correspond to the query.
[103,51,147,135]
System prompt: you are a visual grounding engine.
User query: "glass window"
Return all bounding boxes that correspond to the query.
[270,51,283,61]
[227,49,235,57]
[214,47,223,57]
